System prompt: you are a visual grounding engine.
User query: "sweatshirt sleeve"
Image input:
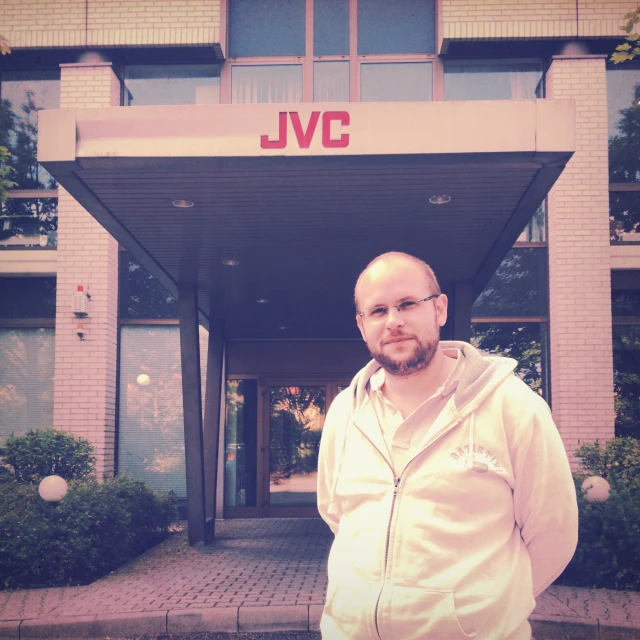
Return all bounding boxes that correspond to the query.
[317,390,350,535]
[510,389,579,598]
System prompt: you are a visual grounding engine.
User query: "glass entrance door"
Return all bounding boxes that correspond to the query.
[261,378,348,517]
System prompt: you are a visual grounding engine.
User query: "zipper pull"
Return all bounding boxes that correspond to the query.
[393,477,401,495]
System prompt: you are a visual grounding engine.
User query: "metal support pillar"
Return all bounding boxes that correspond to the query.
[203,319,224,541]
[178,283,206,545]
[452,280,473,343]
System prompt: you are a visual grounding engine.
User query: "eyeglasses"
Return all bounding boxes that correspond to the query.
[357,294,440,323]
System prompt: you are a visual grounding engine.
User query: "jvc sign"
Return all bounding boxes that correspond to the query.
[260,111,350,149]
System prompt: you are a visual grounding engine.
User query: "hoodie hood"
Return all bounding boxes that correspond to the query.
[348,340,518,421]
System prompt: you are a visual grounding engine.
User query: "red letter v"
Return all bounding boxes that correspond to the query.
[290,112,320,149]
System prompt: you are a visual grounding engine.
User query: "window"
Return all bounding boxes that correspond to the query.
[0,70,60,249]
[225,379,258,507]
[472,245,550,401]
[0,277,56,318]
[0,277,56,441]
[231,65,303,104]
[612,287,640,439]
[607,64,640,244]
[124,65,221,106]
[361,62,432,102]
[444,59,544,101]
[229,0,306,57]
[117,325,208,497]
[119,251,178,320]
[0,328,55,439]
[0,70,60,189]
[357,0,435,55]
[226,0,436,103]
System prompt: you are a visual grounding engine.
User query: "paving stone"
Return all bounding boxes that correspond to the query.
[168,606,238,633]
[239,604,309,632]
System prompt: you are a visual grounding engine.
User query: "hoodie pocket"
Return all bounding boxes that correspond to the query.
[386,585,475,640]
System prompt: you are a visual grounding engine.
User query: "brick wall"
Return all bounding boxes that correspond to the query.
[546,55,615,462]
[441,0,639,45]
[1,0,221,48]
[579,0,639,37]
[53,63,121,479]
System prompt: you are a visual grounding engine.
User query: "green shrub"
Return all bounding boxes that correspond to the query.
[0,476,178,589]
[573,437,640,485]
[0,429,95,484]
[555,437,640,591]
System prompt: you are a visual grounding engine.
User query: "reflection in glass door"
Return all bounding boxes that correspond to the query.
[268,386,326,507]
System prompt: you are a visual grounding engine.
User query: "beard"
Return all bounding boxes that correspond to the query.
[368,331,440,378]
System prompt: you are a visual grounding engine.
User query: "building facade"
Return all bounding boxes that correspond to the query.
[0,0,639,524]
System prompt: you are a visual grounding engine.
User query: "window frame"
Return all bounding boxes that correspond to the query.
[221,0,442,103]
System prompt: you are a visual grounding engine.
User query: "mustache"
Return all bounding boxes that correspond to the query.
[383,333,416,345]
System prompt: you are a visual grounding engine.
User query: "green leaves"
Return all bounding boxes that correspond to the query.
[0,477,178,589]
[612,7,640,63]
[1,429,96,484]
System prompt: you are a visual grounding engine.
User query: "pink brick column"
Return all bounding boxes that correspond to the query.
[53,62,121,479]
[546,55,615,460]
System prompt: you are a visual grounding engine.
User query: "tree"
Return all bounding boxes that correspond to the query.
[611,7,640,64]
[0,35,15,203]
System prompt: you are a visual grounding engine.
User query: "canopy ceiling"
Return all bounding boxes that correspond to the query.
[39,100,574,339]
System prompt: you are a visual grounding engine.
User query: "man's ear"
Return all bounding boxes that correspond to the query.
[435,294,448,328]
[356,313,367,342]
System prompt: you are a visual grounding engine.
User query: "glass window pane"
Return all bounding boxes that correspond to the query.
[610,191,640,243]
[0,328,54,440]
[229,0,305,57]
[232,65,303,104]
[471,322,548,400]
[361,62,432,102]
[0,197,58,248]
[472,248,548,318]
[0,70,60,189]
[358,0,435,54]
[607,66,640,183]
[269,385,325,507]
[0,277,56,318]
[225,379,258,508]
[612,325,640,438]
[444,59,544,101]
[117,325,208,498]
[314,61,349,102]
[314,0,349,55]
[124,64,220,106]
[612,290,640,316]
[516,202,546,243]
[119,252,178,320]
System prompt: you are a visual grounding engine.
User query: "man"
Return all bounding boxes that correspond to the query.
[317,252,578,640]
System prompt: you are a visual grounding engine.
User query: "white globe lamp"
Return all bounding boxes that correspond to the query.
[581,476,611,502]
[38,475,68,502]
[136,373,151,386]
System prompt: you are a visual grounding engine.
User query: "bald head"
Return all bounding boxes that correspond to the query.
[354,252,441,312]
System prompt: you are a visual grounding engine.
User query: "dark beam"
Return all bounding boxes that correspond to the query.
[178,283,206,545]
[203,319,224,542]
[452,280,473,343]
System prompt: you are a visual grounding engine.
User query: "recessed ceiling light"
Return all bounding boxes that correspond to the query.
[429,194,452,205]
[256,298,269,304]
[172,199,194,208]
[222,259,240,266]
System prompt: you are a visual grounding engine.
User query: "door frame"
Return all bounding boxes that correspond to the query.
[223,374,350,518]
[258,376,350,517]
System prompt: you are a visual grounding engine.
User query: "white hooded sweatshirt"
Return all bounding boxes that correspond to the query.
[317,341,578,640]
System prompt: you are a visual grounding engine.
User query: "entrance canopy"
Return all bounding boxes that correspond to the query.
[39,100,574,339]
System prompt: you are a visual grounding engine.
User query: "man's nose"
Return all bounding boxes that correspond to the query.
[385,306,405,328]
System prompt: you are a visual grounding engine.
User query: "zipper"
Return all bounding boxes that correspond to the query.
[374,475,402,640]
[352,416,463,640]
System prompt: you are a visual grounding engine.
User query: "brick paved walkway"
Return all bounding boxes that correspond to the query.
[1,518,639,639]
